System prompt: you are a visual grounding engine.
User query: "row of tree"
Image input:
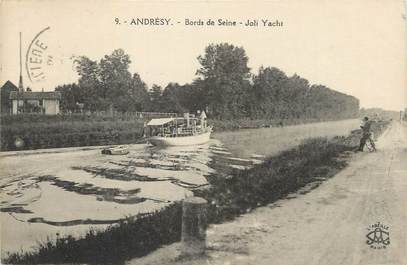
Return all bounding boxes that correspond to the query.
[55,43,359,120]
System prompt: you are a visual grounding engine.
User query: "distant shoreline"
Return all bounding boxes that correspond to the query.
[0,114,359,152]
[209,117,359,132]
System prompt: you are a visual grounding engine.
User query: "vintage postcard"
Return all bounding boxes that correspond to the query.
[0,0,406,264]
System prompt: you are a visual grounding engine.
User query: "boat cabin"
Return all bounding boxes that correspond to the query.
[146,112,209,138]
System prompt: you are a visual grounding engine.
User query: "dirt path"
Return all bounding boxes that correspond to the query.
[129,121,407,265]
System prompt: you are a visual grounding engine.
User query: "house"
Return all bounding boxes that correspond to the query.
[0,81,19,114]
[9,90,62,115]
[3,33,62,115]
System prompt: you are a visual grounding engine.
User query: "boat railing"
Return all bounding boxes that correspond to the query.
[158,126,211,138]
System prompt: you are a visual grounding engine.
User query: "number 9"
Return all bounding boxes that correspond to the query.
[115,18,120,24]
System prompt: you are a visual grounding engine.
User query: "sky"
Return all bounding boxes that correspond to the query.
[1,0,406,111]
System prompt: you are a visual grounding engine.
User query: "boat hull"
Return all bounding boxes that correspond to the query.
[101,146,129,155]
[149,131,211,146]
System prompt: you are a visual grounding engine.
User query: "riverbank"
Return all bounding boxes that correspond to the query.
[0,114,357,151]
[0,114,145,151]
[209,117,358,132]
[3,121,389,264]
[130,121,406,265]
[197,121,388,224]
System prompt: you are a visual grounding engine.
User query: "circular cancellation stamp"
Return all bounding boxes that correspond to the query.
[25,26,77,87]
[25,26,53,83]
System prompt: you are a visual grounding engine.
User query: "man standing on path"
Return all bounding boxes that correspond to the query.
[357,116,375,152]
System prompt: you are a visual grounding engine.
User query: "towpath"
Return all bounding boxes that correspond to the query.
[128,121,407,265]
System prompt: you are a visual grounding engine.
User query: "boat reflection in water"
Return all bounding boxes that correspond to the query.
[146,111,212,146]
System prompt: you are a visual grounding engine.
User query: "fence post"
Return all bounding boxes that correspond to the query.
[181,196,208,257]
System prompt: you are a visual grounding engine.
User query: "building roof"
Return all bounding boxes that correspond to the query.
[1,81,18,91]
[147,118,175,126]
[10,91,62,100]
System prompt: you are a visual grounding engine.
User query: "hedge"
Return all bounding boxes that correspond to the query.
[0,114,145,151]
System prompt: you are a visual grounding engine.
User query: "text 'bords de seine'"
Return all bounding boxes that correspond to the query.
[185,19,283,27]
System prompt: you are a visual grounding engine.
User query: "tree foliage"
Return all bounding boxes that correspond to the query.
[57,44,359,121]
[69,49,149,113]
[196,43,251,119]
[55,83,82,112]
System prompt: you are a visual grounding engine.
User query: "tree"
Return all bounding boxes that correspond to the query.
[160,83,185,113]
[100,49,132,112]
[284,74,310,119]
[148,85,163,111]
[55,83,82,113]
[251,66,359,121]
[160,82,207,113]
[196,43,251,119]
[75,56,104,111]
[74,49,151,113]
[251,67,288,118]
[129,73,150,111]
[61,45,359,121]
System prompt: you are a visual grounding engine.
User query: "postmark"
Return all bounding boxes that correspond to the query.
[24,27,78,89]
[25,26,53,83]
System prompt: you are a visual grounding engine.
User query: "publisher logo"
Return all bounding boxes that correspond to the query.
[366,222,390,249]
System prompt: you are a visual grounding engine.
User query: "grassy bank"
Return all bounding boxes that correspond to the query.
[4,204,183,265]
[0,114,145,151]
[1,114,359,151]
[3,121,389,264]
[198,137,351,222]
[202,119,386,222]
[209,117,355,132]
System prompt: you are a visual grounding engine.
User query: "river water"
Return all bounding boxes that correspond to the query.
[0,119,359,255]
